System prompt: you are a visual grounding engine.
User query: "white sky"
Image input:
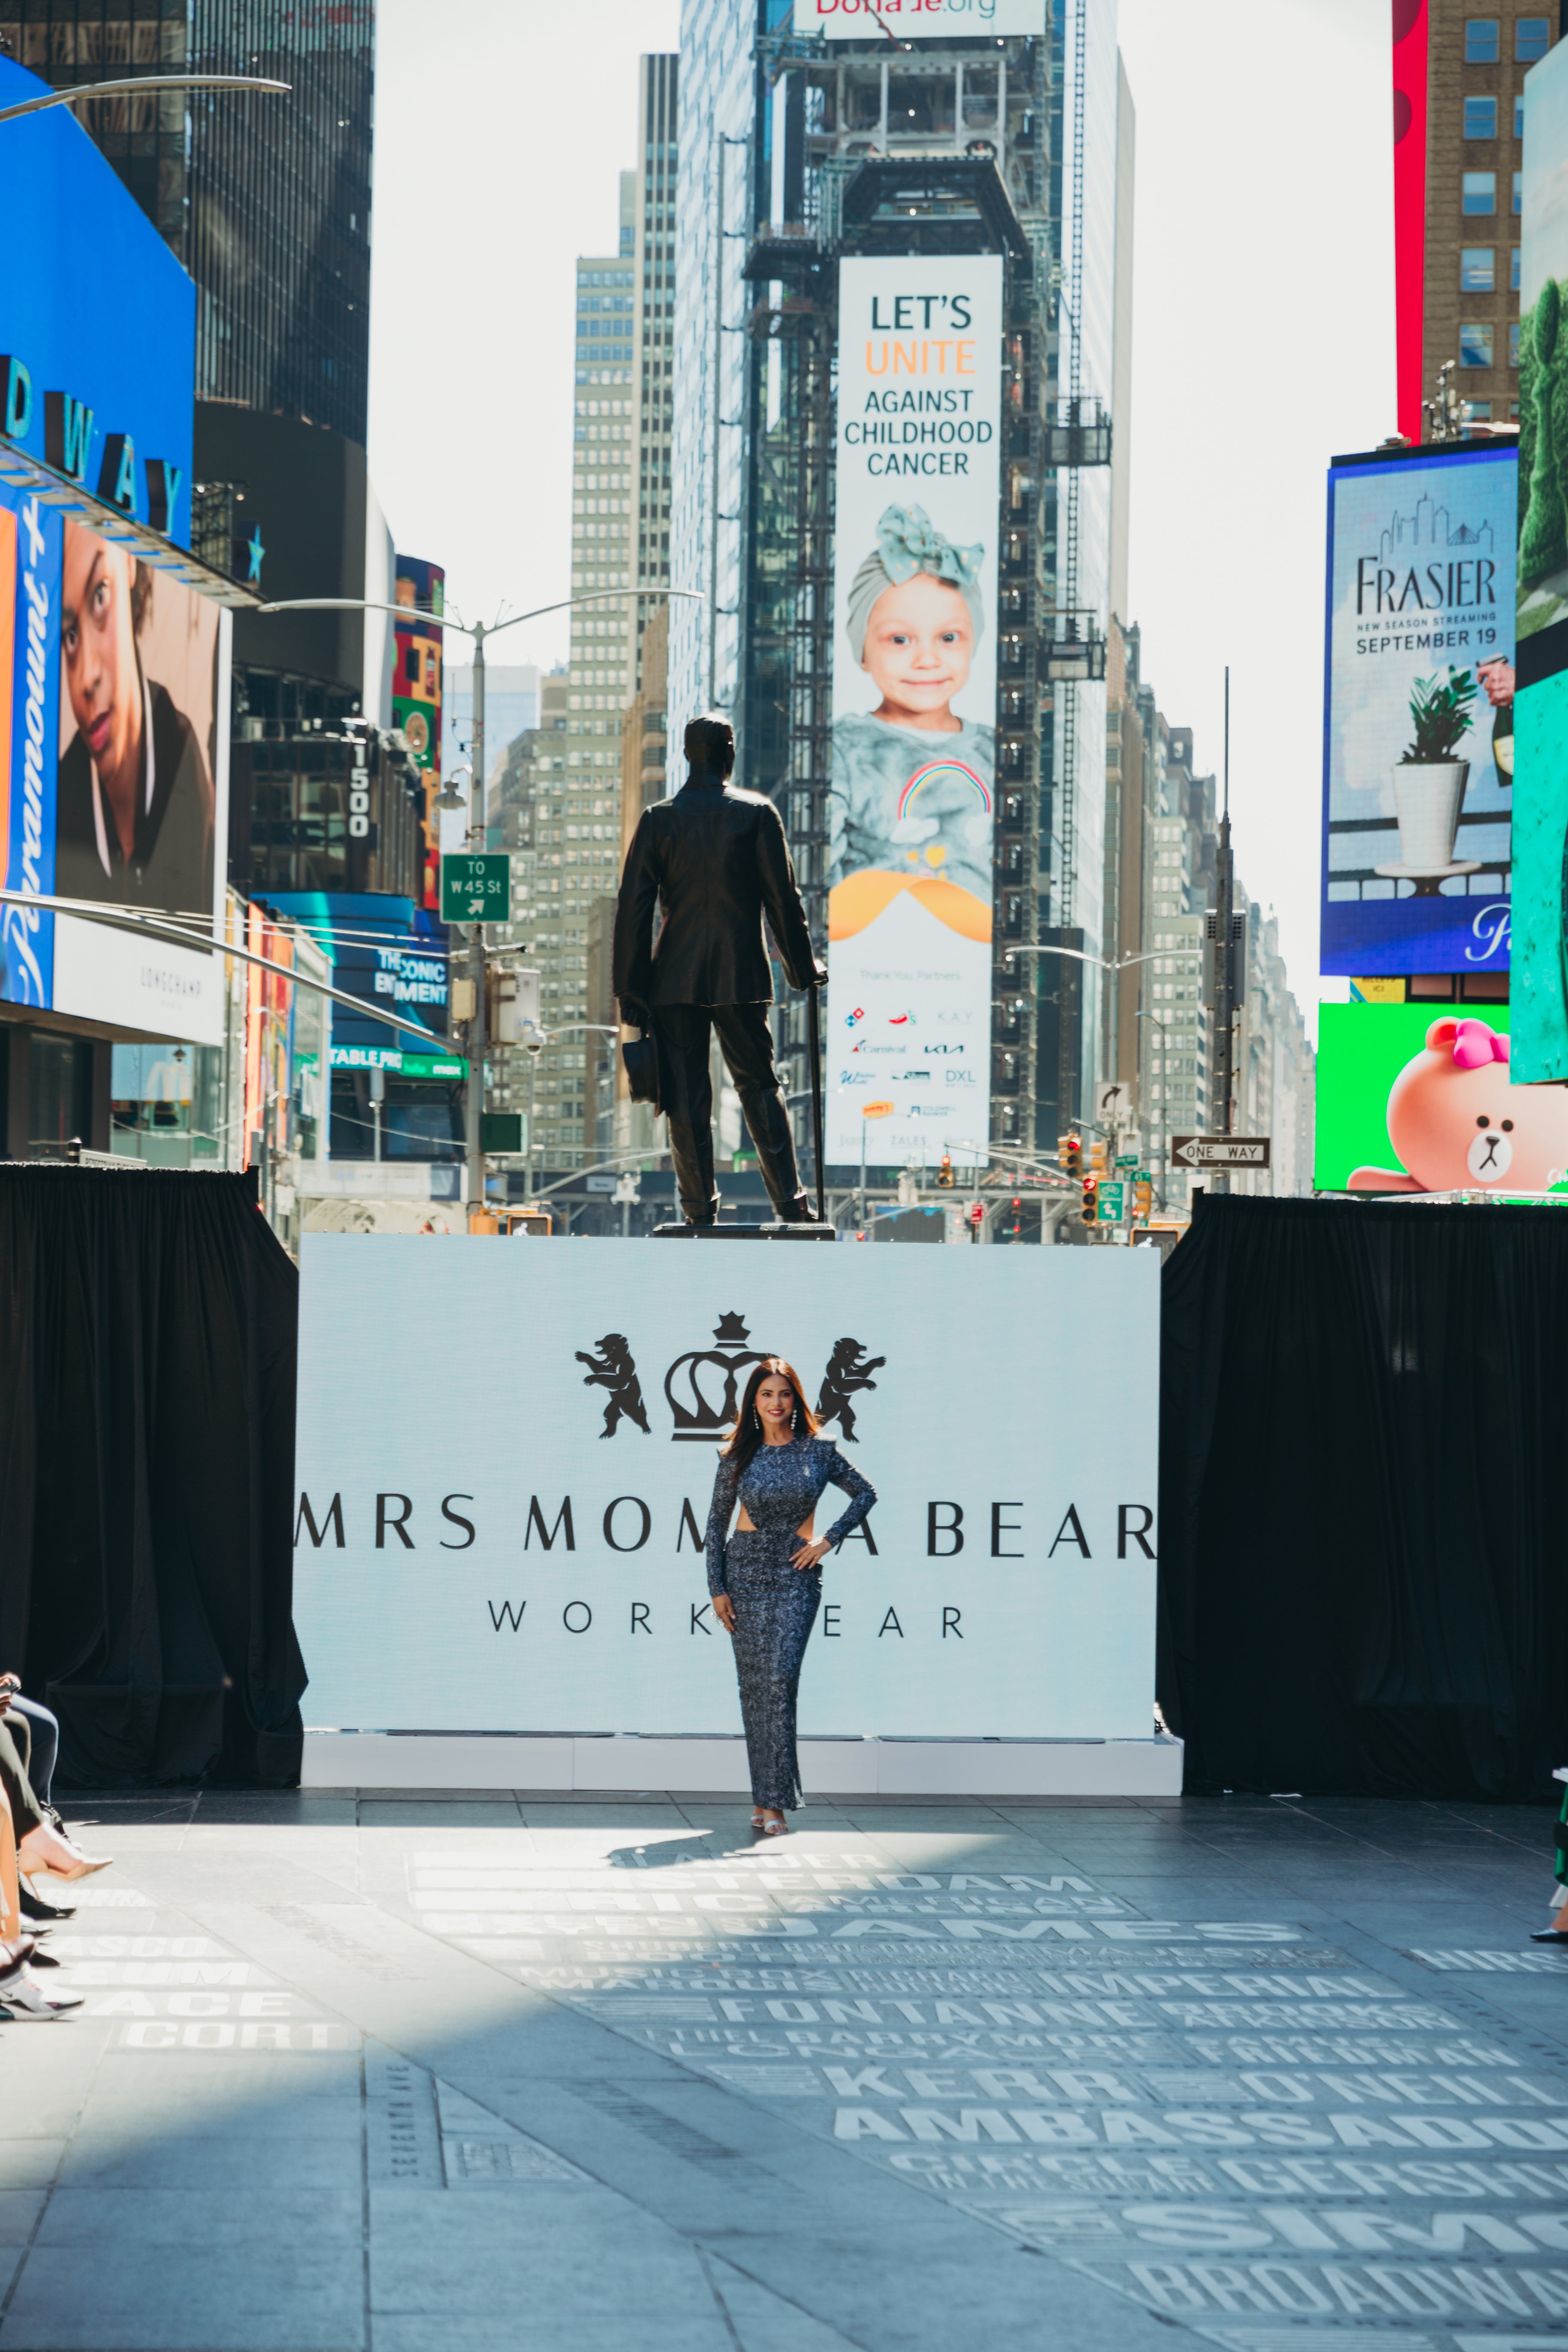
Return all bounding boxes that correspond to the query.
[368,0,1395,1016]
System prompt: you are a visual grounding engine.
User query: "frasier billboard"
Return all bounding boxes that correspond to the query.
[293,1244,1159,1742]
[828,256,1002,1169]
[1320,444,1516,978]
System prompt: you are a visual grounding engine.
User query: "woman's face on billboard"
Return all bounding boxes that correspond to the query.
[61,528,139,780]
[861,572,973,726]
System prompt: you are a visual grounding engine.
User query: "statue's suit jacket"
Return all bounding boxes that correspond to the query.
[612,775,818,1010]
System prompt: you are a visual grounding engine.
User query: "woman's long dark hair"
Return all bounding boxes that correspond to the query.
[720,1356,819,1472]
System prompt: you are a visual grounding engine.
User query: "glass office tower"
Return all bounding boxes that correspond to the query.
[0,0,373,443]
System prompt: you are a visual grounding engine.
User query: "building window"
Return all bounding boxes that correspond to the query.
[1464,95,1498,139]
[1459,317,1491,364]
[1467,399,1494,422]
[1465,17,1499,61]
[1518,16,1550,60]
[1513,245,1522,290]
[1461,246,1495,289]
[1514,169,1524,213]
[1464,171,1497,213]
[1511,318,1522,366]
[1516,94,1526,139]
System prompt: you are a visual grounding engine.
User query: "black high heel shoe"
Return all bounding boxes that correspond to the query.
[18,1880,75,1923]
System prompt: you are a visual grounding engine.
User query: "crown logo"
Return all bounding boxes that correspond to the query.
[663,1311,771,1442]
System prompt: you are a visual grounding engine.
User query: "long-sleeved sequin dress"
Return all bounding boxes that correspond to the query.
[705,1434,876,1810]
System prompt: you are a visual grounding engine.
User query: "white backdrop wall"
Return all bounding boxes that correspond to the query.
[294,1240,1158,1740]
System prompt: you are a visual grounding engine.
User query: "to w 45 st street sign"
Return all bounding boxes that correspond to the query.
[441,853,510,925]
[1171,1133,1271,1171]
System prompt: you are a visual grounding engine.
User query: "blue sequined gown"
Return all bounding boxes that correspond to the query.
[705,1434,876,1810]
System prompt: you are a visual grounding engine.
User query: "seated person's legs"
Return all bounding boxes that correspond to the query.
[7,1698,58,1811]
[0,1722,109,1882]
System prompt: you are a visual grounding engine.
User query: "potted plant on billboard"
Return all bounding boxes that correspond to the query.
[1378,666,1481,890]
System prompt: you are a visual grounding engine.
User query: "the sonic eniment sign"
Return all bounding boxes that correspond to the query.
[292,1242,1160,1741]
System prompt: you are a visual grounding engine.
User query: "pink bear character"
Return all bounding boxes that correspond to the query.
[1349,1016,1568,1192]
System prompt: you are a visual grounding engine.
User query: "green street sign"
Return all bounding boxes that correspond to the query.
[1096,1180,1126,1222]
[481,1111,524,1153]
[1114,1153,1139,1169]
[441,852,511,925]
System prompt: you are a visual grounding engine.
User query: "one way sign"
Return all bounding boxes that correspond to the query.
[1171,1133,1271,1170]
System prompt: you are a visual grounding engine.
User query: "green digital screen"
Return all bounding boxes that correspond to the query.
[1314,1002,1568,1199]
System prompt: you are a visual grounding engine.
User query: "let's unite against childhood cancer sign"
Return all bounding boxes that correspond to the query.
[291,1240,1159,1740]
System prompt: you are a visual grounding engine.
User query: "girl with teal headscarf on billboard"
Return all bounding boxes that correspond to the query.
[830,502,995,908]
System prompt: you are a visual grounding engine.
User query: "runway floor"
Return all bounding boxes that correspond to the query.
[3,1787,1567,2351]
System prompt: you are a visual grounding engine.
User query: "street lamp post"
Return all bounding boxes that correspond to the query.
[518,1022,621,1200]
[1211,668,1237,1196]
[1135,1008,1173,1210]
[257,587,704,1227]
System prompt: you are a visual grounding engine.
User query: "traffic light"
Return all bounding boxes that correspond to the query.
[937,1152,955,1189]
[1060,1132,1082,1183]
[1081,1173,1099,1225]
[1089,1139,1109,1174]
[1133,1177,1153,1225]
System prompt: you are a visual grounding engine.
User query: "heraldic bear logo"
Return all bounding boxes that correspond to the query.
[574,1333,650,1437]
[576,1312,884,1443]
[814,1338,885,1443]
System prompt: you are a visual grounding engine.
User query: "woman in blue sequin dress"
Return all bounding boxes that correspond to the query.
[705,1357,876,1835]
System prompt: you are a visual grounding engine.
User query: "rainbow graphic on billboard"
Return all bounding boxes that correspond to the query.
[896,758,991,821]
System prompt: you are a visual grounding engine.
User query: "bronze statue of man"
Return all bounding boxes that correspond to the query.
[612,712,826,1227]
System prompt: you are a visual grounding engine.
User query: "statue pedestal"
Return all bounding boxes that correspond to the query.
[652,1222,837,1240]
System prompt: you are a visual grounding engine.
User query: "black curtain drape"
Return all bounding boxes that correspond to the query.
[0,1165,305,1788]
[1158,1194,1568,1801]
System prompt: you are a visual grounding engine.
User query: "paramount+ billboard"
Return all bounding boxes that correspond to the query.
[0,57,228,1043]
[828,255,1001,1170]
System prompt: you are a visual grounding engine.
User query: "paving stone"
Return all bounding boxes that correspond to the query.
[8,1785,1567,2350]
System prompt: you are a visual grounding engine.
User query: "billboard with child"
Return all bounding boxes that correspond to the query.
[827,254,1001,1168]
[1320,442,1516,979]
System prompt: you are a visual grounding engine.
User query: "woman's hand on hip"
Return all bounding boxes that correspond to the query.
[791,1537,831,1571]
[713,1593,737,1632]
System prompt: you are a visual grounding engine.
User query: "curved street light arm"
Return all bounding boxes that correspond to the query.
[254,588,707,635]
[1003,942,1202,974]
[0,73,290,124]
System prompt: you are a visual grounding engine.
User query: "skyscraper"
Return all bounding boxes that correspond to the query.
[490,55,679,1173]
[1394,1,1557,439]
[0,0,373,443]
[670,0,1129,1158]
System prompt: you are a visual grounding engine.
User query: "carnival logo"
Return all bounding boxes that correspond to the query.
[576,1312,885,1445]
